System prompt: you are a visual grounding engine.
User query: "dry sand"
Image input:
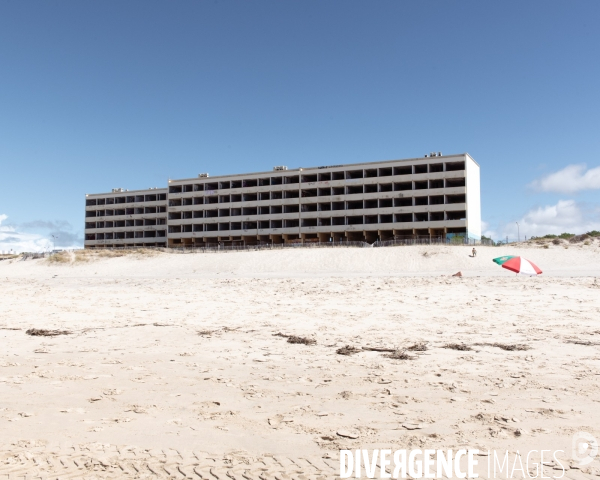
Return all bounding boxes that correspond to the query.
[1,243,600,478]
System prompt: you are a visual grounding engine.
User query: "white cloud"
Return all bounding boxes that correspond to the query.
[530,164,600,194]
[481,220,498,239]
[0,214,82,253]
[501,200,600,238]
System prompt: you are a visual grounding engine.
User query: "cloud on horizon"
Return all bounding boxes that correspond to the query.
[20,220,72,231]
[0,214,83,253]
[529,164,600,194]
[484,199,600,240]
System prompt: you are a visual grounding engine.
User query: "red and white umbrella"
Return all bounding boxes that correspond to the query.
[501,256,542,275]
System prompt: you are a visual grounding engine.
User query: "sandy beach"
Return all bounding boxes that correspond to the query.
[1,243,600,478]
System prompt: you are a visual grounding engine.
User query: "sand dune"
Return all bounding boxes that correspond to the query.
[5,242,600,278]
[1,245,599,478]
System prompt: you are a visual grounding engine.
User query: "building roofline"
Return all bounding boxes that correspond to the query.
[168,153,470,183]
[85,188,167,197]
[464,153,480,167]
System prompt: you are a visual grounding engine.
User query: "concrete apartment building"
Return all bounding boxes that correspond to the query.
[84,153,480,248]
[84,188,168,248]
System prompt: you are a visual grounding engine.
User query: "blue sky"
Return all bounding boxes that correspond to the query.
[1,1,599,250]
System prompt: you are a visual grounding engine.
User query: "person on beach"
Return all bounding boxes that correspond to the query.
[472,247,477,257]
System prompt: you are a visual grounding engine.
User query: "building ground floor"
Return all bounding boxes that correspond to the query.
[163,226,466,247]
[86,242,168,248]
[84,220,471,248]
[85,226,468,248]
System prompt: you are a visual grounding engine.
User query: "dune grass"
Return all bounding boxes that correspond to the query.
[74,248,161,262]
[46,252,72,263]
[46,248,161,264]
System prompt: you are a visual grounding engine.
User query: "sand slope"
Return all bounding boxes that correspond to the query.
[1,246,600,478]
[3,242,600,278]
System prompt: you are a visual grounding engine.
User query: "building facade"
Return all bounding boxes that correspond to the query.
[84,153,480,248]
[84,188,168,248]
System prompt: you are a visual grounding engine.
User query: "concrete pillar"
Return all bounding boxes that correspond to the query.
[270,234,283,245]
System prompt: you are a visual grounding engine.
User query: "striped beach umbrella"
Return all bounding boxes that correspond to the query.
[492,255,516,265]
[501,256,542,275]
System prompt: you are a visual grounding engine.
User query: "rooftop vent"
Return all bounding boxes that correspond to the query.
[198,173,209,178]
[273,166,288,171]
[111,188,124,193]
